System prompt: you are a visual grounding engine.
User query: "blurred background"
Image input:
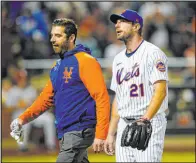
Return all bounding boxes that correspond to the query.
[1,1,195,162]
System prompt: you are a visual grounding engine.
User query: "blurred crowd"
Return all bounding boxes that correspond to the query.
[1,1,195,151]
[2,1,195,77]
[2,67,56,152]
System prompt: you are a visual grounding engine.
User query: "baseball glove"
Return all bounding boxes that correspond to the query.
[121,118,152,151]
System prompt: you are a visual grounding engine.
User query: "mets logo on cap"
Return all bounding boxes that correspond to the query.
[156,60,166,72]
[122,10,126,14]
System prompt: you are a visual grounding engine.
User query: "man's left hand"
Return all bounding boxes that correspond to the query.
[92,138,105,153]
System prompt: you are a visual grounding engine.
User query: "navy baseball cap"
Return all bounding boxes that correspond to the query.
[110,9,143,28]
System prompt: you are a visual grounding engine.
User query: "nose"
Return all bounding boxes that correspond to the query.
[50,36,55,43]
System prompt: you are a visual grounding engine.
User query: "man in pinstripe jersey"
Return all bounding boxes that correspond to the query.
[104,9,168,162]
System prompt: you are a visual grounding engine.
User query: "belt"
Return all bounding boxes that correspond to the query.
[122,117,136,124]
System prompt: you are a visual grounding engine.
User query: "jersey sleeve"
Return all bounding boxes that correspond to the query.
[110,58,117,92]
[75,52,110,140]
[18,79,54,124]
[147,50,169,84]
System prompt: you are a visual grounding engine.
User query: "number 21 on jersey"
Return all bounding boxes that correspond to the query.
[130,83,144,97]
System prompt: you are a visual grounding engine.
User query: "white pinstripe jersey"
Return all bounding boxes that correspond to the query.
[110,40,168,118]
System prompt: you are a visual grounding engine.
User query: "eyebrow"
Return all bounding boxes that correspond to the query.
[50,33,62,36]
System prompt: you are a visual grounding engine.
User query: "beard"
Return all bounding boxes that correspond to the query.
[53,41,69,59]
[117,32,133,43]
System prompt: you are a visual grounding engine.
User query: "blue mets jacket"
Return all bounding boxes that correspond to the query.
[19,44,110,139]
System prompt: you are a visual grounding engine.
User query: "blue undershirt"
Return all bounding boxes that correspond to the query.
[125,40,144,57]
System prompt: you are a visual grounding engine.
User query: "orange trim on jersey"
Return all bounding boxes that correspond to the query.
[75,52,110,139]
[19,79,54,124]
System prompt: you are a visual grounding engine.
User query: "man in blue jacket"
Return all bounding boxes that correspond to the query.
[10,18,110,162]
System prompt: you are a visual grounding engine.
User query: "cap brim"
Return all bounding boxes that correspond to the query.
[110,14,128,24]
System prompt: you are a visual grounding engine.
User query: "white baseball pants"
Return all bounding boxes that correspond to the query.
[115,112,167,162]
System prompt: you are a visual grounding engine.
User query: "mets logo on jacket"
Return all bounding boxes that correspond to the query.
[63,67,73,83]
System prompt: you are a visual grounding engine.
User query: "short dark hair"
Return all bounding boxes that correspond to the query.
[52,18,78,43]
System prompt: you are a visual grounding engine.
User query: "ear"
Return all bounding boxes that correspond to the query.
[69,34,76,43]
[133,23,141,32]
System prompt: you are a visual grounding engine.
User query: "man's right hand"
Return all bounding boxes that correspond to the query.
[10,118,23,143]
[104,134,116,155]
